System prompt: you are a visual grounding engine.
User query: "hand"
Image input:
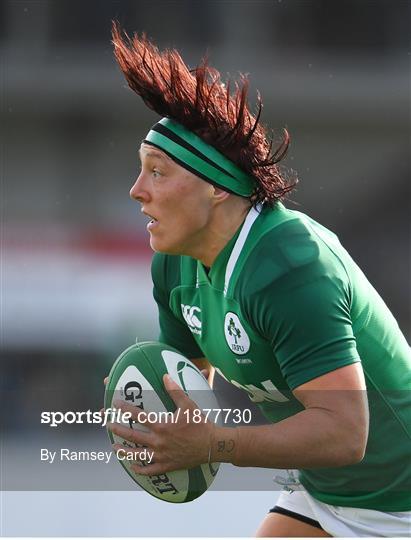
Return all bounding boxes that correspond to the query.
[107,374,216,475]
[200,368,210,379]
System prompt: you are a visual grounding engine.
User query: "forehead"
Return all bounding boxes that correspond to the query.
[139,143,172,163]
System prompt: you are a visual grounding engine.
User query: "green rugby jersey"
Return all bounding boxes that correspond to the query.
[151,202,411,511]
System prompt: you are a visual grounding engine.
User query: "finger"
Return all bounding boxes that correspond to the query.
[201,369,210,379]
[163,374,192,409]
[104,377,109,386]
[107,422,151,446]
[130,461,171,477]
[112,400,158,426]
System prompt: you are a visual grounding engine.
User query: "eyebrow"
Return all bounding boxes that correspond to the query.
[138,147,171,163]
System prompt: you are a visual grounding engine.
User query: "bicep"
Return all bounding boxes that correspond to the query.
[293,363,369,452]
[294,362,367,408]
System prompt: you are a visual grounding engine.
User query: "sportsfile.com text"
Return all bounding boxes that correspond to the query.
[40,408,252,427]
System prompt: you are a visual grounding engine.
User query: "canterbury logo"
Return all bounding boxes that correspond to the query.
[181,304,202,335]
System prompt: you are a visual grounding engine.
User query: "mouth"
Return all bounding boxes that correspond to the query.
[142,210,158,224]
[142,209,159,231]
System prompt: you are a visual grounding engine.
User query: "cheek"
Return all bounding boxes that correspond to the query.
[182,184,211,212]
[166,188,208,218]
[178,198,209,230]
[156,177,211,232]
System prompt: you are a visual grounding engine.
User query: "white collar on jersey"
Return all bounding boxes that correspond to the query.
[195,204,261,294]
[223,205,261,296]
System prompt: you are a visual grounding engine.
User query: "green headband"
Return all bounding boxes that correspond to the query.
[144,117,255,197]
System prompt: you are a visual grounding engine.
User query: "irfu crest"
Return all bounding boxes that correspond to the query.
[224,312,250,355]
[227,317,241,345]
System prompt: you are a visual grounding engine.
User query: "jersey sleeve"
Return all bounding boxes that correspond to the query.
[244,226,361,390]
[151,253,204,359]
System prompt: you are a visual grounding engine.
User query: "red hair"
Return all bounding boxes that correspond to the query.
[112,22,297,206]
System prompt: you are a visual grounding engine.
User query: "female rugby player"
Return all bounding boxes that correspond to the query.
[108,23,411,537]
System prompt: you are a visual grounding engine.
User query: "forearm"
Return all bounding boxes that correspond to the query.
[210,407,365,469]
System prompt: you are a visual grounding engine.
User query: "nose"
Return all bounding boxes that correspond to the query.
[130,172,150,203]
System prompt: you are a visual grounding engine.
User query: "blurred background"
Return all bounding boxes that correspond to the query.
[1,0,410,536]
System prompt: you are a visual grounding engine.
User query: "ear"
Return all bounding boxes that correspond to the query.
[210,185,230,205]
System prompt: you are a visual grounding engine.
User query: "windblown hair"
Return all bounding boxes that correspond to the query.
[112,22,297,206]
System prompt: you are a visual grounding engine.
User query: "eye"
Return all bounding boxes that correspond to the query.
[152,168,162,179]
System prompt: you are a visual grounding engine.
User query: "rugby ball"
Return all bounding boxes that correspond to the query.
[105,341,220,503]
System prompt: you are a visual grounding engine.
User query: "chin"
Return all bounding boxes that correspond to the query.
[149,236,179,255]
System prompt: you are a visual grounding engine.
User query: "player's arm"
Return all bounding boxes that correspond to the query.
[211,249,369,469]
[211,362,369,468]
[190,357,215,388]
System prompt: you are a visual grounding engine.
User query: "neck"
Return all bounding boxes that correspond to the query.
[190,198,252,268]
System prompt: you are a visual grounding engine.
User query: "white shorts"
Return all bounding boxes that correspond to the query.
[272,484,411,537]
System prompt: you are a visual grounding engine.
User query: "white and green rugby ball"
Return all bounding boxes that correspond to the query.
[105,341,220,503]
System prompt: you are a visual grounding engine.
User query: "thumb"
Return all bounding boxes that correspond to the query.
[163,374,189,408]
